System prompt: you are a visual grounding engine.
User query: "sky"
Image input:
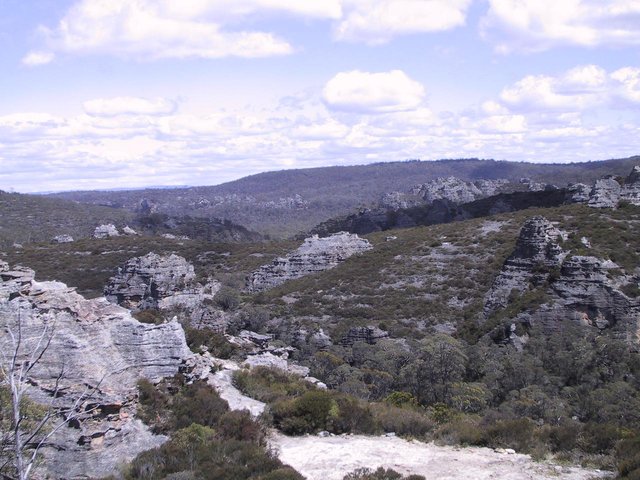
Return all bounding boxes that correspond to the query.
[1,0,640,193]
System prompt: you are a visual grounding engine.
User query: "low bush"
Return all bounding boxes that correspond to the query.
[184,327,237,359]
[344,467,425,480]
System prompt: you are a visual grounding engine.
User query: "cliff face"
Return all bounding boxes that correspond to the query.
[484,218,640,346]
[247,232,372,292]
[484,216,567,316]
[0,260,194,479]
[104,252,224,330]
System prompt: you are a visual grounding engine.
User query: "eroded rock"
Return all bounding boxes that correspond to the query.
[0,265,194,479]
[93,224,120,238]
[104,252,223,330]
[247,232,372,292]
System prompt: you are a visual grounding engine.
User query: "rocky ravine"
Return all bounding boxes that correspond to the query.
[247,232,372,292]
[0,260,199,479]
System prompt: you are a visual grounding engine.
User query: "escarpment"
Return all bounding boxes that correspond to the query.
[0,261,195,479]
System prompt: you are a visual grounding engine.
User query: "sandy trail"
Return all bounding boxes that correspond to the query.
[269,433,612,480]
[208,360,611,480]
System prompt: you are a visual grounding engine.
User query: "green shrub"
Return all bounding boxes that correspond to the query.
[172,382,229,429]
[185,327,236,358]
[133,309,165,325]
[617,435,640,479]
[371,403,434,438]
[344,467,425,480]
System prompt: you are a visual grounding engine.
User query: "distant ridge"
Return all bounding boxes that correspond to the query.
[50,156,640,238]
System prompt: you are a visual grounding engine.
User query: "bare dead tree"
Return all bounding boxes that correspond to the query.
[0,307,104,480]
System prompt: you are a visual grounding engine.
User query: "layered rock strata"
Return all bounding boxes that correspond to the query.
[484,216,567,316]
[0,262,195,479]
[247,232,372,292]
[104,253,223,330]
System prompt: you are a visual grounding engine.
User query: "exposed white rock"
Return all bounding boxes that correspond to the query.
[51,234,74,243]
[247,232,372,292]
[122,225,138,235]
[588,176,621,208]
[93,223,120,238]
[105,252,223,329]
[0,265,193,479]
[270,433,611,480]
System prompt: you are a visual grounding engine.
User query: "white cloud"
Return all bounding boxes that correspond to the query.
[482,0,640,53]
[498,65,640,112]
[336,0,472,44]
[322,70,425,113]
[21,51,55,66]
[27,0,300,63]
[83,97,177,116]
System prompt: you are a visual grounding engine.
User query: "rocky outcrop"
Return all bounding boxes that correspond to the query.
[340,326,389,346]
[588,176,621,208]
[51,234,74,244]
[104,253,223,330]
[247,232,372,292]
[93,223,120,238]
[122,225,138,235]
[0,264,195,479]
[410,177,511,205]
[567,183,591,203]
[584,166,640,208]
[484,217,567,316]
[484,218,640,345]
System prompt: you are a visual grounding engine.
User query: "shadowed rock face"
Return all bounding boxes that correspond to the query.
[247,232,372,292]
[0,263,194,479]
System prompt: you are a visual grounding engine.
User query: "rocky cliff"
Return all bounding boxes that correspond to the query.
[0,260,195,479]
[586,166,640,208]
[104,252,224,330]
[484,217,640,346]
[247,232,372,292]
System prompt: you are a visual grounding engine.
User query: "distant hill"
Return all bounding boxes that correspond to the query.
[49,156,640,238]
[0,190,261,248]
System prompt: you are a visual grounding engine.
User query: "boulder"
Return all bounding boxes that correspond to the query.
[51,234,74,244]
[93,224,120,238]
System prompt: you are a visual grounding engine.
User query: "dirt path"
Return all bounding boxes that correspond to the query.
[270,433,612,480]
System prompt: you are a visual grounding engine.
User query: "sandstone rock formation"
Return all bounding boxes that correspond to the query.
[484,217,640,345]
[484,216,567,316]
[585,166,640,208]
[247,232,372,292]
[122,225,138,235]
[104,252,223,330]
[93,223,120,238]
[340,326,389,346]
[588,176,622,208]
[51,234,74,244]
[0,263,195,479]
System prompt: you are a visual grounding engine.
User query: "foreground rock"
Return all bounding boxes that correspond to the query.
[0,263,194,479]
[104,252,223,329]
[247,232,372,292]
[270,433,611,480]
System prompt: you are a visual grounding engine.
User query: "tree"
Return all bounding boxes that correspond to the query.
[0,307,103,480]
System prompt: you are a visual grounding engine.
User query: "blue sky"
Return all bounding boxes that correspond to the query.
[1,0,640,192]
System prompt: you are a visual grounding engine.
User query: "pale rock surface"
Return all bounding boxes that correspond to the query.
[409,177,511,205]
[270,433,611,480]
[93,223,120,238]
[0,265,194,479]
[104,252,223,329]
[247,232,372,292]
[51,234,74,243]
[122,225,138,235]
